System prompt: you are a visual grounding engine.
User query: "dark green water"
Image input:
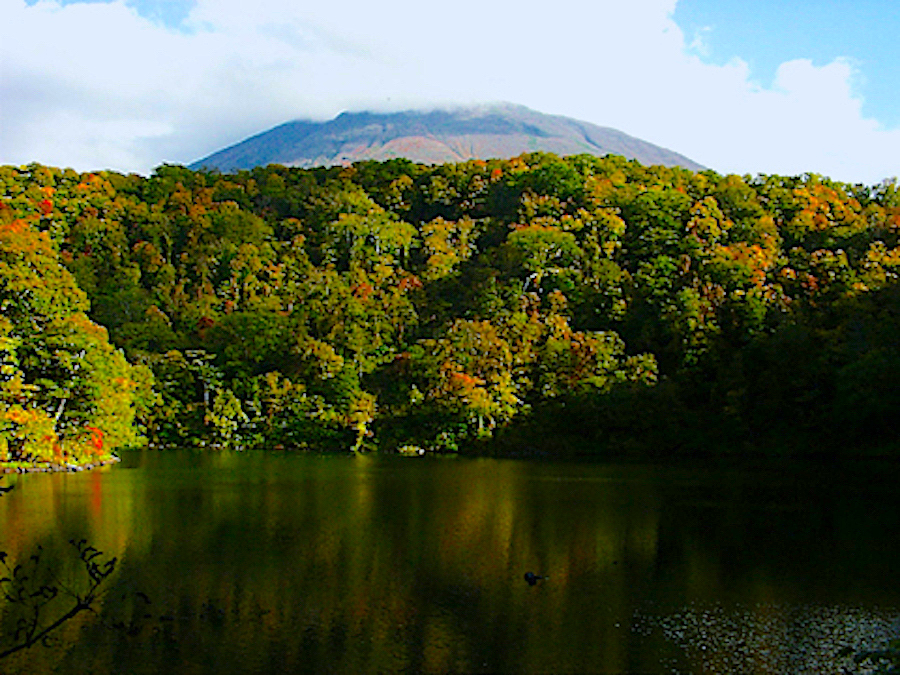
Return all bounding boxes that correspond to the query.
[1,451,898,674]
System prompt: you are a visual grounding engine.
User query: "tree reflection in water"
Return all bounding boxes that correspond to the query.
[1,453,899,674]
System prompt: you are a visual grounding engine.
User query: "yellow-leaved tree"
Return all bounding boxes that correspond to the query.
[0,208,152,464]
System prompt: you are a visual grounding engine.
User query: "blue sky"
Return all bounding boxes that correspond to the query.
[4,0,899,183]
[26,0,195,26]
[674,0,899,127]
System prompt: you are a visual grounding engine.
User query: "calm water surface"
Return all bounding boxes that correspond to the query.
[1,451,898,674]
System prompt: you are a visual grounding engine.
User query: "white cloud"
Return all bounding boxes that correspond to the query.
[1,0,897,183]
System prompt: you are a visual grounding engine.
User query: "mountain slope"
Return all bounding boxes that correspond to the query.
[190,104,704,172]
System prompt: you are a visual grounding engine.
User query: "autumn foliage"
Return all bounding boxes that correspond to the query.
[0,207,150,463]
[2,157,899,457]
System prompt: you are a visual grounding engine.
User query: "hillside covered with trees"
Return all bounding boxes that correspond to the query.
[2,155,899,462]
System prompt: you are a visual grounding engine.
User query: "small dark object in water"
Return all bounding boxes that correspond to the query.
[0,484,14,495]
[524,572,547,586]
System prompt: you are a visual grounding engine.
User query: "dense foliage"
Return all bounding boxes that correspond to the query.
[2,155,899,458]
[0,207,151,464]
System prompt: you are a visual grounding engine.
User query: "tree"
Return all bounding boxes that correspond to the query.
[0,214,148,463]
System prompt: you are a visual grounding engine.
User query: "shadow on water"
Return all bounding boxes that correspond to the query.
[1,452,899,673]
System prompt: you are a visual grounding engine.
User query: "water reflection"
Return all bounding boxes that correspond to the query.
[635,602,900,674]
[1,453,898,673]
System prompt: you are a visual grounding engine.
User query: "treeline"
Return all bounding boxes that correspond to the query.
[2,155,899,459]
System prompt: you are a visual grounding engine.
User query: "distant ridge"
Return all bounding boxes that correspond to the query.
[190,104,704,172]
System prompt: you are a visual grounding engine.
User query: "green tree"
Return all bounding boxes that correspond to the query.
[0,215,148,463]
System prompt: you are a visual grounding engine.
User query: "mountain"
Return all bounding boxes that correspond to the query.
[190,104,704,172]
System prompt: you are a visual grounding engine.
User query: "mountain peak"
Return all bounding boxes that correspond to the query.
[190,104,703,172]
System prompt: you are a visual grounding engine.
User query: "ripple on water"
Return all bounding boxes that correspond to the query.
[633,603,900,674]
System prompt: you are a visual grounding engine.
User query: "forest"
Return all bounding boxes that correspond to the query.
[2,154,899,464]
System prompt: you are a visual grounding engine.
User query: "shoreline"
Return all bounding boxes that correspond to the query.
[1,456,121,474]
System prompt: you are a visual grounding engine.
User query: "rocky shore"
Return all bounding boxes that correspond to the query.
[1,456,121,474]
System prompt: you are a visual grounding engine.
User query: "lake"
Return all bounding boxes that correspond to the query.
[1,451,899,673]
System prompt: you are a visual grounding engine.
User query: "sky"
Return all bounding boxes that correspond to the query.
[1,0,898,184]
